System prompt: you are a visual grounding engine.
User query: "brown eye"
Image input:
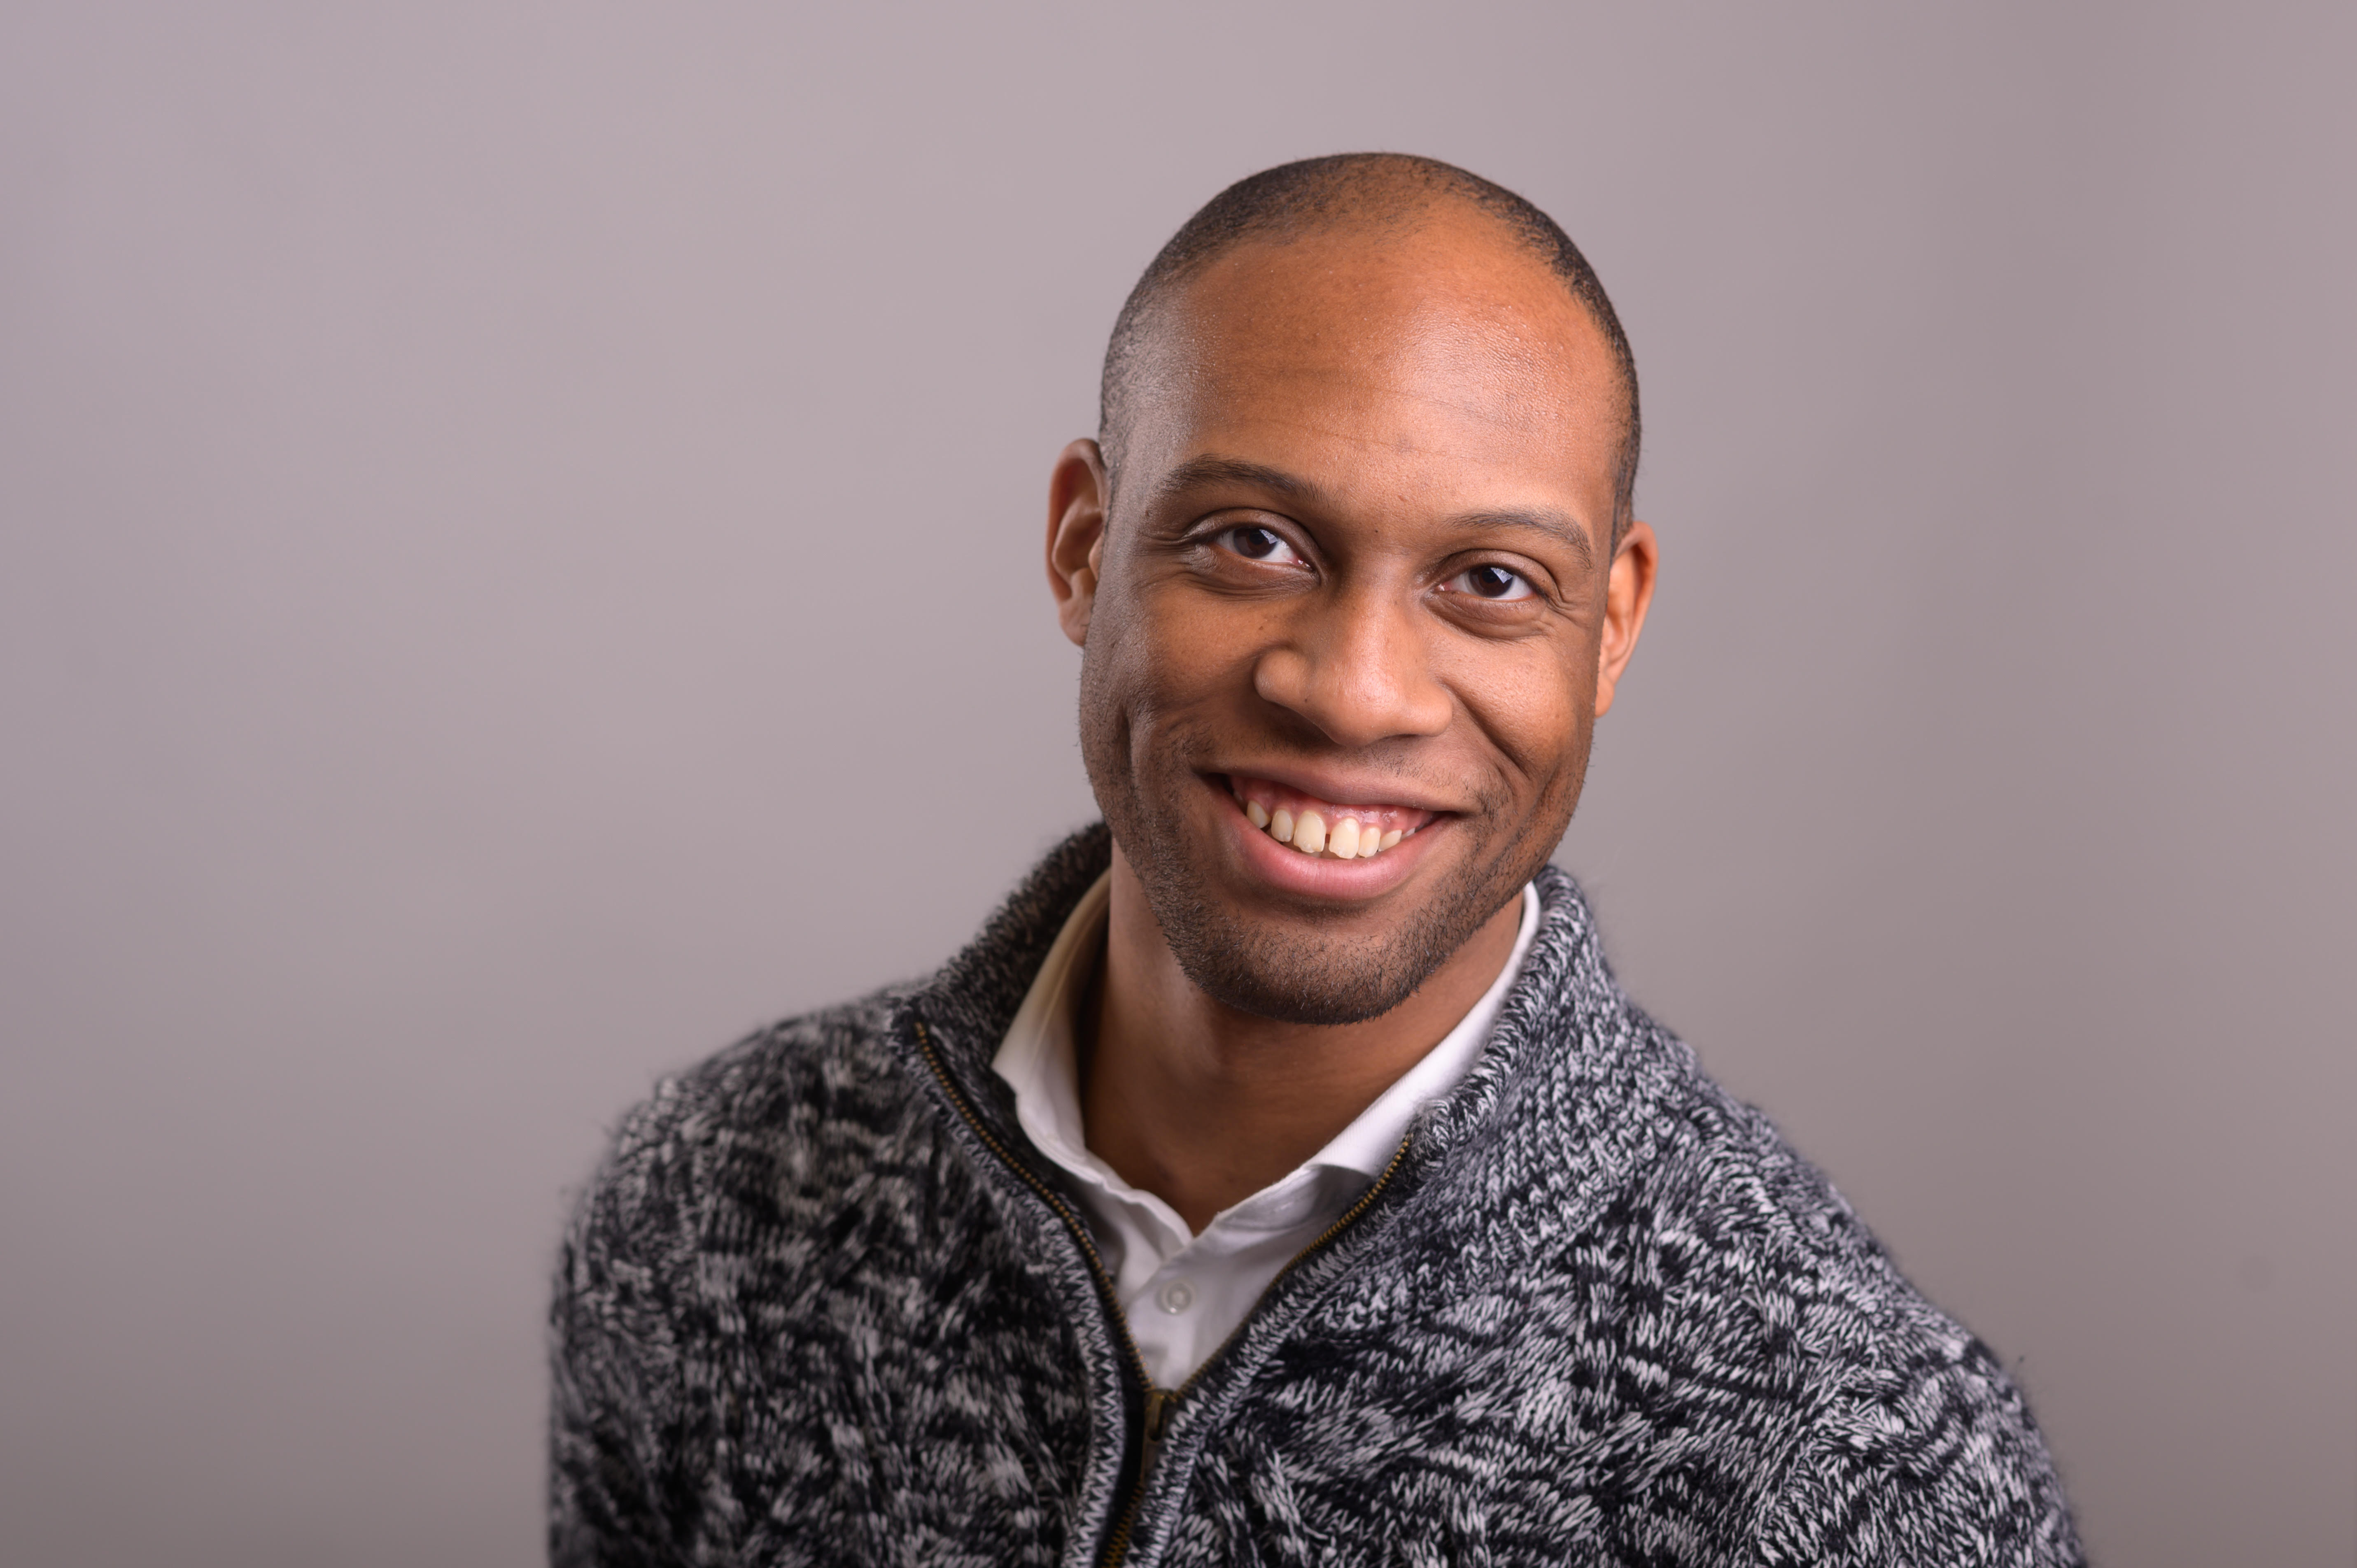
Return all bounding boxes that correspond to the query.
[1218,525,1302,564]
[1448,564,1535,601]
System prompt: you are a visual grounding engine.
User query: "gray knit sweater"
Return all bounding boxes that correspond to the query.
[550,825,2081,1566]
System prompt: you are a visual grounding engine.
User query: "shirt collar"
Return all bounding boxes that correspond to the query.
[992,871,1541,1192]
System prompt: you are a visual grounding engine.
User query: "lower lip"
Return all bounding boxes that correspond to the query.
[1216,785,1441,901]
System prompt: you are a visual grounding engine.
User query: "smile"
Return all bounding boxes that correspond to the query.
[1224,775,1438,860]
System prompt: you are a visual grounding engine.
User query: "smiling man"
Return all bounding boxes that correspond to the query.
[551,156,2081,1567]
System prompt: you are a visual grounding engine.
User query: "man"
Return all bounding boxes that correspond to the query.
[551,154,2081,1566]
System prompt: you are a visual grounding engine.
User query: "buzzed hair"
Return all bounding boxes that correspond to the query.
[1099,153,1642,539]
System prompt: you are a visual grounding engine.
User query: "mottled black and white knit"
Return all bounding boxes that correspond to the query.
[550,824,2081,1566]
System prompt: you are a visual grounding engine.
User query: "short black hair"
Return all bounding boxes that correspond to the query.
[1099,153,1641,538]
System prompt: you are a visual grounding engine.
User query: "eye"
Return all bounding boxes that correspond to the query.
[1445,563,1536,601]
[1217,524,1303,565]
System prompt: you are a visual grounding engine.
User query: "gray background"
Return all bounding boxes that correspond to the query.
[3,2,2350,1563]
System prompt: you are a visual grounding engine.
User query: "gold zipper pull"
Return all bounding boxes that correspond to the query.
[1143,1386,1180,1443]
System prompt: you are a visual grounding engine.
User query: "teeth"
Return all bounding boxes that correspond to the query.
[1241,789,1424,859]
[1292,811,1327,855]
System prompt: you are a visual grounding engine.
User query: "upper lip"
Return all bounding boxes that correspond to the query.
[1212,762,1466,816]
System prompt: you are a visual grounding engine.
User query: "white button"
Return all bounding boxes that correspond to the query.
[1155,1279,1196,1314]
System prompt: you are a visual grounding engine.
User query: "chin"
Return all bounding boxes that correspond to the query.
[1129,833,1513,1027]
[1172,933,1437,1026]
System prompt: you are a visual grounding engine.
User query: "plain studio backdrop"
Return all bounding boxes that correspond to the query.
[3,3,2351,1563]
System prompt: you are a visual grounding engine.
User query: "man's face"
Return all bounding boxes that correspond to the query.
[1054,213,1653,1024]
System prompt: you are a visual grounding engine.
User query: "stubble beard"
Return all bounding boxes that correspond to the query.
[1080,688,1578,1027]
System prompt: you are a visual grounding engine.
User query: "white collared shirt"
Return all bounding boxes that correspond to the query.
[991,872,1541,1390]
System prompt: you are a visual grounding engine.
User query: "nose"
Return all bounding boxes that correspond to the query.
[1251,583,1454,748]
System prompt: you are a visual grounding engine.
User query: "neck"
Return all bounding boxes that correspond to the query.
[1079,845,1523,1234]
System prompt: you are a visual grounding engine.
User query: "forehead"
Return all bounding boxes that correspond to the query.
[1125,217,1624,526]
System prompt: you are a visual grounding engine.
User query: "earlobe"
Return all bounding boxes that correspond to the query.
[1046,439,1110,648]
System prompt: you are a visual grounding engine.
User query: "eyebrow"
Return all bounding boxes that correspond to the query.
[1149,454,1319,507]
[1450,506,1597,571]
[1151,452,1598,571]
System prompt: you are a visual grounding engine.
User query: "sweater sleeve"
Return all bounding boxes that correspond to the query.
[1756,1323,2084,1567]
[548,1089,708,1568]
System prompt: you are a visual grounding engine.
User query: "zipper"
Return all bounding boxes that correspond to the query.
[913,1016,1410,1568]
[910,1019,1162,1567]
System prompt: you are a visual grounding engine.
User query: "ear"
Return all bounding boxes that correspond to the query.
[1046,439,1111,647]
[1592,520,1658,719]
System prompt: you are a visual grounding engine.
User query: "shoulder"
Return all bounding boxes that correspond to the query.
[548,989,988,1559]
[1632,1069,2083,1563]
[557,987,925,1300]
[1639,1069,1972,1369]
[1640,1067,1892,1300]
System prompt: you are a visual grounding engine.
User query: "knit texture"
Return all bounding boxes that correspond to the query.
[550,825,2082,1566]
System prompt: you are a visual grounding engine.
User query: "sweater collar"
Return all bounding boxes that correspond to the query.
[896,822,1672,1262]
[897,824,1117,1168]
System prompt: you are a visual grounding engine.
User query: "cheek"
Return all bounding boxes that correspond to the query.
[1452,646,1590,784]
[1109,584,1269,730]
[1078,580,1217,783]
